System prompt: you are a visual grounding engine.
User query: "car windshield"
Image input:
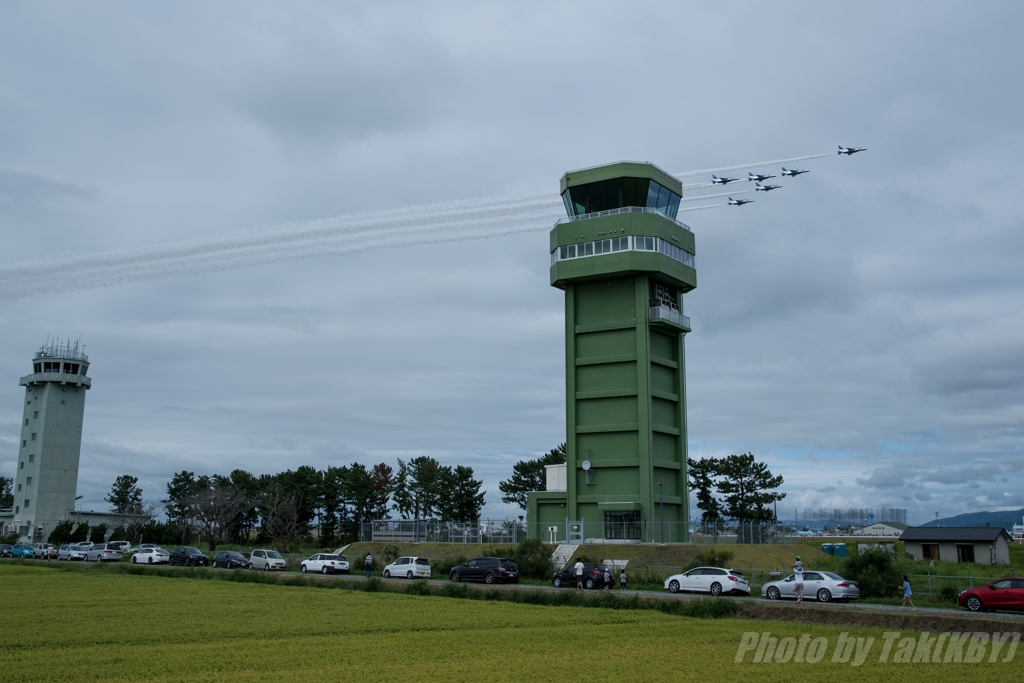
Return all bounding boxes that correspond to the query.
[225,552,244,559]
[266,551,283,559]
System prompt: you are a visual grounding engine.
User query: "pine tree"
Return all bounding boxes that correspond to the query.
[498,444,566,509]
[105,475,143,513]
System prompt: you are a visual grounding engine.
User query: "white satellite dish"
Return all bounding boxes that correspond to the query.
[581,460,591,471]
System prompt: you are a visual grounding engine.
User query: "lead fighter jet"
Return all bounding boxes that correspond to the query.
[711,174,740,185]
[728,196,753,206]
[754,182,782,192]
[838,145,866,155]
[748,172,776,182]
[781,167,809,177]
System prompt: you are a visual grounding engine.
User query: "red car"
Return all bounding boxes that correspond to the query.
[959,578,1024,612]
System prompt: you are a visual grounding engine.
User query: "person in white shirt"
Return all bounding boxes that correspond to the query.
[574,560,585,592]
[791,556,804,604]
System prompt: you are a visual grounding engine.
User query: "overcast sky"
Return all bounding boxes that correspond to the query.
[2,2,1022,526]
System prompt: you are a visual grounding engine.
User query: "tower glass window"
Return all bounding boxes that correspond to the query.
[562,177,682,219]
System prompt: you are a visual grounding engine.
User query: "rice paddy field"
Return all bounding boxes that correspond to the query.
[1,564,1020,682]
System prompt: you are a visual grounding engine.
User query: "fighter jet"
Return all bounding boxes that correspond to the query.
[781,167,809,177]
[838,145,866,155]
[711,174,740,185]
[748,172,776,182]
[728,197,753,206]
[754,182,782,192]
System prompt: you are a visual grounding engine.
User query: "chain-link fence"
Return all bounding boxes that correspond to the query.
[361,519,527,544]
[528,520,799,544]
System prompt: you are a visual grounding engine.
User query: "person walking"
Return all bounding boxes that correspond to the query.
[900,575,916,610]
[791,556,805,605]
[364,553,373,579]
[620,569,627,590]
[603,567,612,590]
[574,559,585,592]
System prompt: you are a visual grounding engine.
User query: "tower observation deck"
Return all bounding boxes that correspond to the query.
[529,162,695,543]
[3,341,91,541]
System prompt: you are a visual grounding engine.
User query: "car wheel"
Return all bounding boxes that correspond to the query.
[484,572,496,585]
[767,586,780,600]
[710,582,723,596]
[552,576,562,588]
[669,580,680,593]
[322,566,329,575]
[247,562,253,570]
[264,563,270,572]
[132,557,137,564]
[585,578,595,590]
[965,595,983,612]
[407,571,413,580]
[451,571,461,582]
[817,589,832,603]
[301,565,307,573]
[384,570,391,578]
[148,557,153,564]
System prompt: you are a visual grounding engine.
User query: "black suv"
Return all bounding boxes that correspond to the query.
[0,544,12,557]
[552,562,611,589]
[169,546,210,567]
[449,557,519,584]
[211,551,249,569]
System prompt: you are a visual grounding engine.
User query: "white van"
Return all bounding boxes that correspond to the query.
[383,556,431,579]
[249,549,287,571]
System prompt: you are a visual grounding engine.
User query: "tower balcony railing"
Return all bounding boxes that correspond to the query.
[20,372,92,388]
[555,205,693,233]
[649,306,690,331]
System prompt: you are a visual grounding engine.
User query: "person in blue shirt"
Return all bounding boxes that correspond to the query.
[900,574,916,610]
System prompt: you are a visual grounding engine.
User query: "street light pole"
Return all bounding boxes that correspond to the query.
[415,487,423,543]
[658,480,665,544]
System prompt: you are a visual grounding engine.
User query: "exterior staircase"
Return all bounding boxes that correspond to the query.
[550,544,579,569]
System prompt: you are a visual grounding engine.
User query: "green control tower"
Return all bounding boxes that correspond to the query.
[528,162,696,544]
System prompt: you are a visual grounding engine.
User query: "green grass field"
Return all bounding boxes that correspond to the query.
[2,564,1020,682]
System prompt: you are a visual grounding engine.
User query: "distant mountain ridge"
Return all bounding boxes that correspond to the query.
[917,508,1024,531]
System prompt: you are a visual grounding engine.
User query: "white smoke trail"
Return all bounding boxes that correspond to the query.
[0,193,563,300]
[679,189,754,203]
[677,203,728,213]
[681,182,715,191]
[673,152,835,178]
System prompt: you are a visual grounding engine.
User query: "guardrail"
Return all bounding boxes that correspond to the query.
[555,205,693,232]
[649,306,690,330]
[19,372,91,387]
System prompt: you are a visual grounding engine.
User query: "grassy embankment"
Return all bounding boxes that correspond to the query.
[4,564,1019,682]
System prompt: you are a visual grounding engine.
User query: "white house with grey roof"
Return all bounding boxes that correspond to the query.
[900,526,1012,564]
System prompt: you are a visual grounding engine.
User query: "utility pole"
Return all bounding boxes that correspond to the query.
[415,487,423,543]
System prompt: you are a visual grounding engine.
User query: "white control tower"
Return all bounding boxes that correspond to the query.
[8,340,91,542]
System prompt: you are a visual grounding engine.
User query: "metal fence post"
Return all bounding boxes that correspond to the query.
[926,565,932,599]
[967,566,973,589]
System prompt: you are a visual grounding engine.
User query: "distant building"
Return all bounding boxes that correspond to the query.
[1,342,106,542]
[900,526,1012,564]
[852,522,908,537]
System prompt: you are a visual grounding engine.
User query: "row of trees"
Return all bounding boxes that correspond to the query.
[498,446,785,528]
[84,458,486,550]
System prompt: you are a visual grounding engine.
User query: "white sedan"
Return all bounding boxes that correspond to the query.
[383,556,431,579]
[131,547,170,564]
[664,566,751,596]
[300,553,349,574]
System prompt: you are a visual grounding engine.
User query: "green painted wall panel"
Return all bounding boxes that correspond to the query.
[576,396,638,426]
[575,329,635,358]
[650,363,677,394]
[652,432,678,462]
[575,278,636,325]
[575,362,638,394]
[651,397,678,429]
[650,331,677,362]
[577,431,640,462]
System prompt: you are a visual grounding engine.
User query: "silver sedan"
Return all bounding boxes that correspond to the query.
[131,547,170,564]
[761,571,860,602]
[58,544,89,561]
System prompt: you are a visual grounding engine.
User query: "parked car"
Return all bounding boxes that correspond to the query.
[59,544,89,561]
[249,549,286,571]
[168,546,210,567]
[106,541,132,554]
[0,544,13,557]
[301,553,349,574]
[132,547,170,564]
[959,578,1024,612]
[87,543,124,562]
[211,551,250,569]
[449,557,519,584]
[664,566,750,596]
[33,543,57,559]
[551,562,610,589]
[383,556,431,579]
[762,571,860,602]
[12,543,35,558]
[128,543,158,554]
